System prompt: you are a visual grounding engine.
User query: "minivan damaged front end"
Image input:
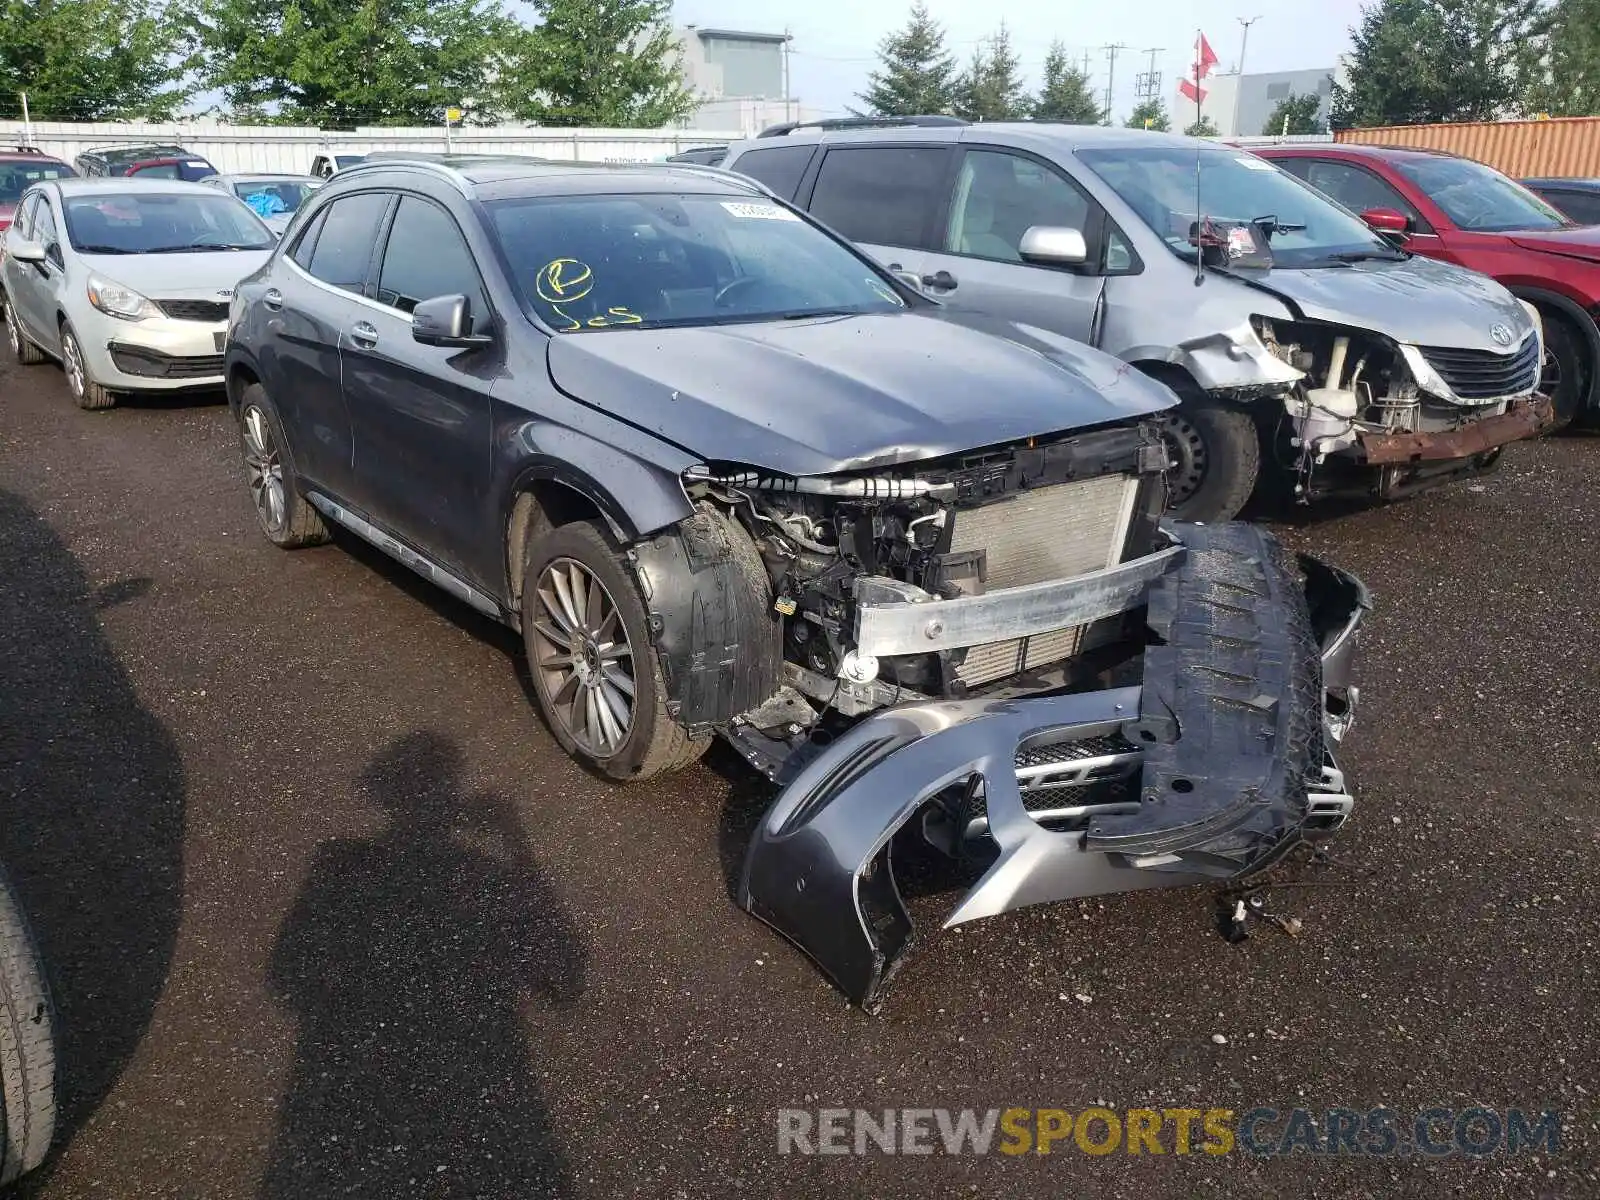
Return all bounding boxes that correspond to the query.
[739,522,1370,1013]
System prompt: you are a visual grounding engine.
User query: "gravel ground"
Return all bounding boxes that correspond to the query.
[0,345,1596,1199]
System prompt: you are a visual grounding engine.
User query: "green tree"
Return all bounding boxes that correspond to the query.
[0,0,189,120]
[1527,0,1600,116]
[859,1,959,116]
[1331,0,1549,128]
[198,0,523,125]
[954,22,1031,121]
[1125,98,1171,131]
[1032,40,1100,123]
[506,0,696,127]
[1262,90,1326,135]
[1184,115,1219,137]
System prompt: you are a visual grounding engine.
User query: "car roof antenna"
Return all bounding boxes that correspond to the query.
[1192,27,1206,289]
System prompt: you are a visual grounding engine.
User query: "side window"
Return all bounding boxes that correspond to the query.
[33,200,62,267]
[11,194,38,240]
[1302,160,1424,225]
[943,150,1091,264]
[375,196,489,329]
[132,163,180,179]
[304,192,391,294]
[289,206,329,270]
[729,146,814,201]
[808,147,949,250]
[1548,189,1600,226]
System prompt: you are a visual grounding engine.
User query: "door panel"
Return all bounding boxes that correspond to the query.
[341,195,498,578]
[21,197,65,353]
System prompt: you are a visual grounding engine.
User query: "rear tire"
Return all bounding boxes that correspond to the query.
[0,868,56,1186]
[4,301,46,366]
[522,519,709,781]
[59,323,115,410]
[237,384,330,548]
[1539,314,1587,435]
[1160,396,1261,522]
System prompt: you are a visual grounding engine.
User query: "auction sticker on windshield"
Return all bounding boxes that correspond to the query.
[721,201,799,221]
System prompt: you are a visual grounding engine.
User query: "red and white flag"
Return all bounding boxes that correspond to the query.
[1178,31,1218,104]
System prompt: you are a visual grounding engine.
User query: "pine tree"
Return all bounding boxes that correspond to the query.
[1032,40,1101,124]
[954,22,1031,122]
[1125,98,1171,131]
[859,2,959,116]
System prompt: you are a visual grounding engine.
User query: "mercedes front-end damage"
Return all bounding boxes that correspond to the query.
[655,417,1370,1012]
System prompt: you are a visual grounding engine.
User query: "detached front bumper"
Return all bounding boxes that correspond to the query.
[738,523,1371,1012]
[1358,394,1552,465]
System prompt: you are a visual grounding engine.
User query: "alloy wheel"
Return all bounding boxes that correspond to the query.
[61,331,84,399]
[242,404,288,534]
[531,558,636,757]
[4,307,18,357]
[1160,413,1209,508]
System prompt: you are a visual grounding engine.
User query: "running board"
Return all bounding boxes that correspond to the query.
[305,493,503,620]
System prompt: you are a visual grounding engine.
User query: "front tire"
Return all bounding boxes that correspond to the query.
[238,384,329,548]
[521,520,708,781]
[1539,314,1587,434]
[59,323,115,410]
[0,868,56,1186]
[1160,396,1261,522]
[4,301,46,366]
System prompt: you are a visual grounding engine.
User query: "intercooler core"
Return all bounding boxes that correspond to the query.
[948,473,1140,687]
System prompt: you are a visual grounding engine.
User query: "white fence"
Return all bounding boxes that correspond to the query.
[0,120,745,175]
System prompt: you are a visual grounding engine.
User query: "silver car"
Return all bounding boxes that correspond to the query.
[201,173,323,236]
[724,120,1551,521]
[1,177,274,408]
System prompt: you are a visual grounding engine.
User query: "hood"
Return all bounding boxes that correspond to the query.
[1507,226,1600,264]
[77,250,273,297]
[1234,253,1534,351]
[545,309,1176,477]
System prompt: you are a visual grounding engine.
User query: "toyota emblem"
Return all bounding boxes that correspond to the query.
[1490,323,1514,347]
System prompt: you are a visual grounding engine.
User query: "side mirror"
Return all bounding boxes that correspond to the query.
[1360,207,1412,238]
[1018,225,1089,267]
[5,236,45,264]
[412,293,492,348]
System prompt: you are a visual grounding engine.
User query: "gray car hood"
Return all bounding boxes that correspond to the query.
[76,249,273,298]
[545,310,1177,476]
[1234,253,1533,351]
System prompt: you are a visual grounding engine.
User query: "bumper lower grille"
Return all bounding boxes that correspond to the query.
[1420,335,1540,401]
[108,343,224,379]
[949,474,1139,687]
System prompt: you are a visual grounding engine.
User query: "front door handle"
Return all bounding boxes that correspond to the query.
[349,320,379,347]
[920,270,958,291]
[263,287,283,311]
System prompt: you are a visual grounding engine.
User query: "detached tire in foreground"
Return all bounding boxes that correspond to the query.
[521,519,709,781]
[1159,396,1261,523]
[0,868,55,1186]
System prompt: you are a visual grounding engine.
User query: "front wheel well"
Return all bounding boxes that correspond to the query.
[226,362,260,414]
[506,481,609,608]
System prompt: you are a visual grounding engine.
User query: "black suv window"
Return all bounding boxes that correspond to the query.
[808,146,949,249]
[376,196,488,327]
[943,150,1092,263]
[304,192,391,294]
[1544,188,1600,226]
[729,146,814,201]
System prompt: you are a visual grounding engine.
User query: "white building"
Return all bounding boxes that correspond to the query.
[673,26,821,136]
[1182,65,1347,137]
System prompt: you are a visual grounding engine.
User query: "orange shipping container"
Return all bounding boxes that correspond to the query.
[1335,117,1600,179]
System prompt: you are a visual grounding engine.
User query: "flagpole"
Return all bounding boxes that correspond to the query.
[1194,29,1203,130]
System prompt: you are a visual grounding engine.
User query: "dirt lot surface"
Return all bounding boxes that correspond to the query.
[1,346,1596,1198]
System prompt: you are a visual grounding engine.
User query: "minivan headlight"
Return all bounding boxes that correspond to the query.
[86,274,159,321]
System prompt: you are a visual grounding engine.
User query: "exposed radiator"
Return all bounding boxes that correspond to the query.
[950,473,1140,687]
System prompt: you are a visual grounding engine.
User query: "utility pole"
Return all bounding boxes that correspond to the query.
[1233,15,1263,137]
[19,92,31,146]
[1134,46,1165,107]
[1102,43,1129,125]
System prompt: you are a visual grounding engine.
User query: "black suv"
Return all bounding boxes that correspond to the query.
[225,156,1368,1009]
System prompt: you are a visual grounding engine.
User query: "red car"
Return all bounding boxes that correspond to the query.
[0,147,74,234]
[1256,143,1600,431]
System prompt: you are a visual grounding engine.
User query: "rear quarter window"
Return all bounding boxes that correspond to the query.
[807,146,949,250]
[728,146,815,201]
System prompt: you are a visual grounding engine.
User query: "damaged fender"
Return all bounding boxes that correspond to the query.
[737,523,1371,1012]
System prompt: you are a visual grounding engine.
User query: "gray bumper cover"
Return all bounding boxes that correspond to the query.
[737,522,1371,1012]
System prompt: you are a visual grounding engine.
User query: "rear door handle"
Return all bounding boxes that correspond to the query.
[920,270,958,291]
[349,320,379,347]
[263,287,283,311]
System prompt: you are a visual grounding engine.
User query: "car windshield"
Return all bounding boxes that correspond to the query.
[232,179,318,217]
[1394,156,1570,232]
[0,162,72,202]
[62,192,275,253]
[1078,145,1400,268]
[486,192,908,332]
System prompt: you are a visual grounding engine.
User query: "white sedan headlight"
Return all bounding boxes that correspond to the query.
[86,274,159,321]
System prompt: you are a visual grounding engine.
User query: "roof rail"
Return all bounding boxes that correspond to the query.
[640,161,781,202]
[757,114,968,138]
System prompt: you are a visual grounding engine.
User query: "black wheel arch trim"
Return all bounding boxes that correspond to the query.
[1508,284,1600,411]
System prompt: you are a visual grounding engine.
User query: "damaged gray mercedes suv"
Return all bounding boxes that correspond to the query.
[225,156,1371,1010]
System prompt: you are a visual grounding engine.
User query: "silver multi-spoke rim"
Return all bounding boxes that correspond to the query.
[5,307,18,356]
[242,404,288,533]
[532,558,636,757]
[62,332,84,398]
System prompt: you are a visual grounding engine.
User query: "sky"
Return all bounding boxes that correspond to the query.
[672,0,1368,121]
